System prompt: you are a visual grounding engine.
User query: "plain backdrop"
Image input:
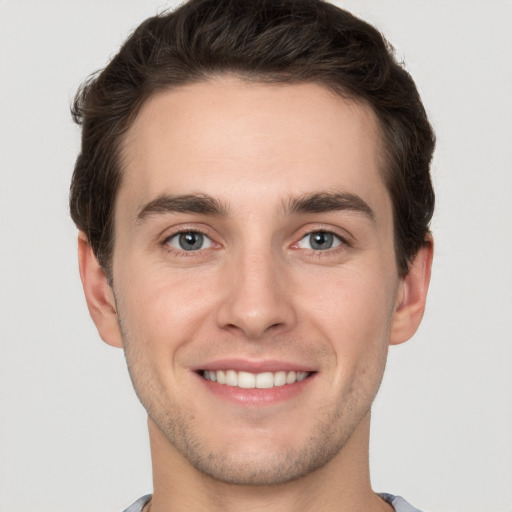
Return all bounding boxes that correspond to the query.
[1,1,511,511]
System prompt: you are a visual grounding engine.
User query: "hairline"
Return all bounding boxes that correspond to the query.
[104,73,403,281]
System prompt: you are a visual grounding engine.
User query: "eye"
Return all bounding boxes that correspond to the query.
[297,231,343,251]
[165,231,213,251]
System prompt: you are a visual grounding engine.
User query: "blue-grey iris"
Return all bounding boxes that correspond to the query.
[179,232,204,250]
[309,232,334,250]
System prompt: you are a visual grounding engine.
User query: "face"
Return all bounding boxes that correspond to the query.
[110,78,403,485]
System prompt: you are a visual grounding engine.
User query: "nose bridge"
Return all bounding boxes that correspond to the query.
[216,238,294,339]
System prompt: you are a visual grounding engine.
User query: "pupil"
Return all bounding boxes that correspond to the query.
[310,232,333,250]
[179,232,203,250]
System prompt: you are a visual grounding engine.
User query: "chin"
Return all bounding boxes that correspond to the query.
[157,414,352,486]
[185,448,338,486]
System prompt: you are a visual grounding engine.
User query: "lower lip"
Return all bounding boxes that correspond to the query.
[197,373,314,405]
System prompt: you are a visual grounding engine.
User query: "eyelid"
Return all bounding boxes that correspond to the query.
[165,231,213,250]
[158,223,352,255]
[160,223,214,242]
[296,231,343,250]
[292,225,352,249]
[160,225,221,255]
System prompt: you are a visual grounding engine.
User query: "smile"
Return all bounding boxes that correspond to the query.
[201,370,311,389]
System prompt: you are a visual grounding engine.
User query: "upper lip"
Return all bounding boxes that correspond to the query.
[194,358,317,374]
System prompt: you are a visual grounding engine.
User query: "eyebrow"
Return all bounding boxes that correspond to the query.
[284,191,375,221]
[135,190,375,223]
[136,193,228,222]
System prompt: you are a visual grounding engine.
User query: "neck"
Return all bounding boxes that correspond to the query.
[146,413,392,512]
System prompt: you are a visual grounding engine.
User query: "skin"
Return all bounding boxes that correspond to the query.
[79,78,432,512]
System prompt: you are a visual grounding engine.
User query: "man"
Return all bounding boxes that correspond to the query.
[70,0,434,510]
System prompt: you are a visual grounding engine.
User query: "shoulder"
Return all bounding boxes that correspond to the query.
[379,493,424,512]
[122,494,152,512]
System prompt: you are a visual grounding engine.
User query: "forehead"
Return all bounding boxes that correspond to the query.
[118,78,387,218]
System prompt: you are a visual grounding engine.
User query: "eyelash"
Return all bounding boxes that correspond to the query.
[162,229,214,257]
[294,228,350,253]
[160,227,351,257]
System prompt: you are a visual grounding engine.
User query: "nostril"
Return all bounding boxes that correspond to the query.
[215,282,297,339]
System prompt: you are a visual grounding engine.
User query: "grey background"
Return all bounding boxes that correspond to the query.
[0,1,511,511]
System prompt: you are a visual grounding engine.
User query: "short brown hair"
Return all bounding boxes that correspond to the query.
[70,0,435,279]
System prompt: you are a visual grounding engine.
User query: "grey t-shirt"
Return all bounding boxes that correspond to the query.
[123,493,423,511]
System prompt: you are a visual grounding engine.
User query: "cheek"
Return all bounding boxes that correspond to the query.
[301,264,397,360]
[115,262,217,355]
[114,269,216,409]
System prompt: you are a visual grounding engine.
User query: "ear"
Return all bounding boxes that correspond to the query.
[77,232,123,348]
[390,237,433,345]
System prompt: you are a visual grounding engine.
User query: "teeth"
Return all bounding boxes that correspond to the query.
[286,370,297,384]
[273,371,287,386]
[225,370,237,386]
[255,372,274,389]
[202,369,311,388]
[238,371,255,389]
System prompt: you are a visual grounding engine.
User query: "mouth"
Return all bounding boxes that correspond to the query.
[200,369,312,389]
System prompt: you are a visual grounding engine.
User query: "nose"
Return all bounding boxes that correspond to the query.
[215,248,297,340]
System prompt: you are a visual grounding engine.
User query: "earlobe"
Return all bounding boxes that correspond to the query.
[389,238,433,345]
[77,232,123,348]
